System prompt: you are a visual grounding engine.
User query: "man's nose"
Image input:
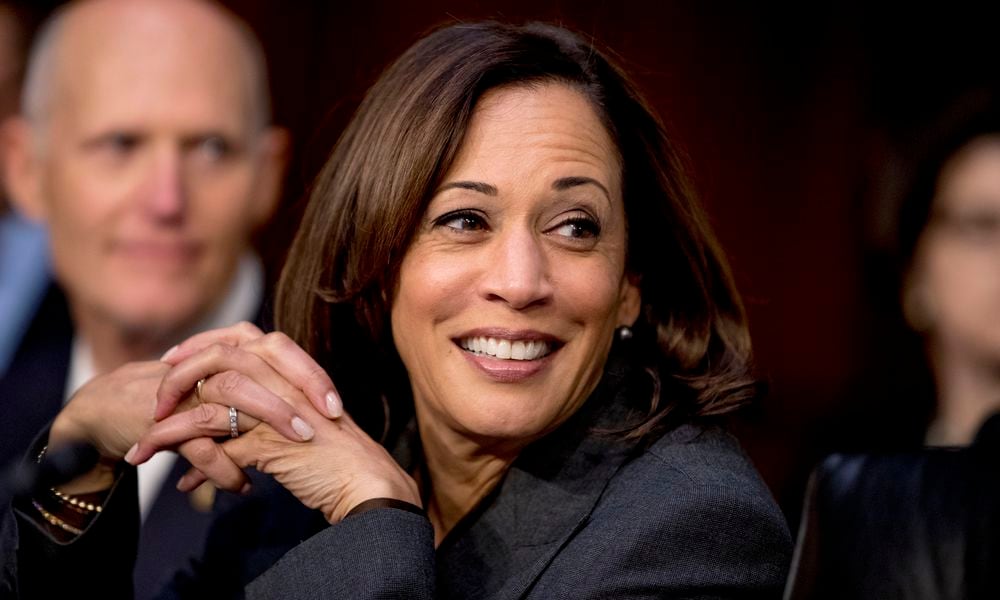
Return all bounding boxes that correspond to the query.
[479,227,554,310]
[141,147,186,222]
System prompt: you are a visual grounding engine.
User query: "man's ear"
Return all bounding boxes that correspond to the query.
[1,117,48,222]
[249,126,290,228]
[617,272,642,328]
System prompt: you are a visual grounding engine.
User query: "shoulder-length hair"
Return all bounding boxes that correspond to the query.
[277,21,755,439]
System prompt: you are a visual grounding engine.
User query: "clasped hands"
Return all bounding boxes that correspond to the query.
[51,322,419,524]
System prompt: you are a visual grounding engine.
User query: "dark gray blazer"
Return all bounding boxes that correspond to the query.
[246,361,792,599]
[7,359,792,599]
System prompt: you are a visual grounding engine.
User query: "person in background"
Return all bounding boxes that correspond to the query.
[0,0,288,596]
[0,2,49,378]
[895,98,1000,446]
[784,95,1000,599]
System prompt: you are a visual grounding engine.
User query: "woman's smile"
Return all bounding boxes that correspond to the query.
[454,328,564,382]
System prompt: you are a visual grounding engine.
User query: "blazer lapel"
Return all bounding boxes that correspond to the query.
[437,358,648,599]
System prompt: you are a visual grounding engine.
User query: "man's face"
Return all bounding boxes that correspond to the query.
[19,7,283,337]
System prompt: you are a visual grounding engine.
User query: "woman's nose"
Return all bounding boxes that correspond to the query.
[479,228,554,310]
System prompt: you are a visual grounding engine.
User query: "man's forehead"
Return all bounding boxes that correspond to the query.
[45,0,259,134]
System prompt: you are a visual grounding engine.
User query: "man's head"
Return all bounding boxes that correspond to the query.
[3,0,286,341]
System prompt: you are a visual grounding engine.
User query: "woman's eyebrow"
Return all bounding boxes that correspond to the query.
[553,176,611,204]
[437,181,498,195]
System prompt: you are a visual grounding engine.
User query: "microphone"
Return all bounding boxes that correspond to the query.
[0,442,100,502]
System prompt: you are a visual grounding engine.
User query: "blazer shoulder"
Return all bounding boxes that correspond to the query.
[535,422,793,597]
[641,422,773,491]
[602,421,792,560]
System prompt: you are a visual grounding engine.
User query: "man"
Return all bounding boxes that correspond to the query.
[0,0,287,595]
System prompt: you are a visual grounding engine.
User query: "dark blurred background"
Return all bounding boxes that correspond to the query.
[12,0,1000,522]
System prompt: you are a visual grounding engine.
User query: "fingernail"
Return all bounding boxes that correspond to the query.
[176,475,191,491]
[240,482,253,495]
[325,391,343,419]
[124,443,138,464]
[160,345,179,362]
[292,416,314,441]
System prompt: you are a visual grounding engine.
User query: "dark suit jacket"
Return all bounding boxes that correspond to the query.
[7,357,792,599]
[785,413,1000,600]
[0,284,257,600]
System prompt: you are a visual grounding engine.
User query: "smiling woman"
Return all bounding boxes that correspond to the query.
[8,21,792,599]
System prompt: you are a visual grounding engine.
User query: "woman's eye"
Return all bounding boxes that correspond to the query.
[436,211,488,232]
[552,217,601,239]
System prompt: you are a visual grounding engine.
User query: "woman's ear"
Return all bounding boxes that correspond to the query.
[616,272,642,327]
[1,117,48,222]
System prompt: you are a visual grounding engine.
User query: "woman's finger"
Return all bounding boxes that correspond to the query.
[174,437,249,494]
[155,342,309,422]
[128,400,259,465]
[141,369,315,463]
[159,321,265,365]
[245,332,344,419]
[176,467,211,494]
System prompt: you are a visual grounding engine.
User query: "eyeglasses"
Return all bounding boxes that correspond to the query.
[930,204,1000,246]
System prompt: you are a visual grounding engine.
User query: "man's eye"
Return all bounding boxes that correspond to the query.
[436,211,487,232]
[192,136,231,162]
[552,217,601,239]
[101,133,140,154]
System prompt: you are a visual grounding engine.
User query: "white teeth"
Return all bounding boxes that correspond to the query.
[459,336,551,360]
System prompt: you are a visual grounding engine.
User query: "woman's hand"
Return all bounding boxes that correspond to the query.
[49,361,171,492]
[132,322,420,521]
[194,409,419,524]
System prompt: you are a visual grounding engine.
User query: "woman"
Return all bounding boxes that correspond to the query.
[895,100,1000,446]
[9,22,791,598]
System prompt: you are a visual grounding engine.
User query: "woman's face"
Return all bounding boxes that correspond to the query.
[390,83,640,449]
[908,135,1000,365]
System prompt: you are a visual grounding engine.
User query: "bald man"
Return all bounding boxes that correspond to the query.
[0,0,287,595]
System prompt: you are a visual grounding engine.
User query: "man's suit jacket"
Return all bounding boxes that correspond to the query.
[0,284,243,600]
[8,356,793,599]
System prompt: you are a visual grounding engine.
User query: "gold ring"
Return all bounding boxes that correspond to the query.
[195,377,207,402]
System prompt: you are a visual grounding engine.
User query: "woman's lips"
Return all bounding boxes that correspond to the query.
[458,336,552,360]
[453,330,562,382]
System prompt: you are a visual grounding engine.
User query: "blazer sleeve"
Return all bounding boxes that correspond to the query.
[245,506,436,600]
[10,465,140,599]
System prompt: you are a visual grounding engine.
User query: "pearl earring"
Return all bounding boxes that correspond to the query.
[616,326,633,341]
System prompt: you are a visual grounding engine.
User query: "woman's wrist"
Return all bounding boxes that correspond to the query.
[345,497,426,519]
[328,477,422,524]
[28,445,115,541]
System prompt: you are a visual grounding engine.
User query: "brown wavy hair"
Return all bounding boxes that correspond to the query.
[276,21,755,439]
